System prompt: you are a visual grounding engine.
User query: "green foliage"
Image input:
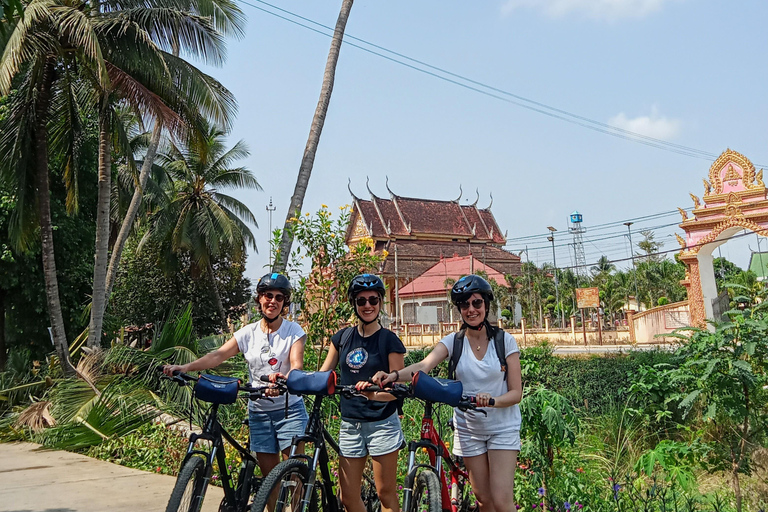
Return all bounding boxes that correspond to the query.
[109,232,252,336]
[522,347,674,416]
[280,205,386,365]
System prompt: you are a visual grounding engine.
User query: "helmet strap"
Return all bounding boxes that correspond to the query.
[263,312,282,325]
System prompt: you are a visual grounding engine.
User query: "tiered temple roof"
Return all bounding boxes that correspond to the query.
[345,181,521,280]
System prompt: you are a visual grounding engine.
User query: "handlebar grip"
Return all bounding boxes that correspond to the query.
[259,375,271,383]
[468,396,495,407]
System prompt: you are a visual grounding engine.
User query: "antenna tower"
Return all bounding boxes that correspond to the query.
[569,211,587,280]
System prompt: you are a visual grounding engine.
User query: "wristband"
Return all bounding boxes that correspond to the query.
[393,370,400,382]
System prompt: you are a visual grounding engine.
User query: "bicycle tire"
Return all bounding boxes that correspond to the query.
[408,470,441,512]
[250,459,316,512]
[166,456,209,512]
[361,464,380,512]
[454,473,475,512]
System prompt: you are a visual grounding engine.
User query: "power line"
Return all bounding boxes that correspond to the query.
[239,0,768,167]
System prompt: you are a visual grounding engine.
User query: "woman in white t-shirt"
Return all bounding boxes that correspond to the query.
[372,275,523,512]
[163,273,308,477]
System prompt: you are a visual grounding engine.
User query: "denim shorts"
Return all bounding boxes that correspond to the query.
[339,412,404,458]
[248,400,308,454]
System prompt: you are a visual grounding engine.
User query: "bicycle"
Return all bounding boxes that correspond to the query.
[160,369,275,512]
[250,370,380,512]
[377,371,493,512]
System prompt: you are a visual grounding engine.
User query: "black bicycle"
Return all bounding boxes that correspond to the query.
[160,370,274,512]
[250,370,379,512]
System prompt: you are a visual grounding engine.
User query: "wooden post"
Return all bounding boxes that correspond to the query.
[581,308,587,346]
[597,308,603,346]
[627,310,636,344]
[570,315,576,344]
[521,318,527,346]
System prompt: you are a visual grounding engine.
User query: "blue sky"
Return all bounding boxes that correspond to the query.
[199,0,768,282]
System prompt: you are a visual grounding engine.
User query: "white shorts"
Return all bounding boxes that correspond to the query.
[452,429,520,457]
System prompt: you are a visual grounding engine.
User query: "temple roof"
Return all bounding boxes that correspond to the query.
[398,256,508,298]
[346,187,506,245]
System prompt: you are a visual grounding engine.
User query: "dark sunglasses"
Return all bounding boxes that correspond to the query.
[355,296,380,307]
[262,292,285,303]
[457,298,485,311]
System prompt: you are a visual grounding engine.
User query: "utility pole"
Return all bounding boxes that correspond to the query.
[547,226,563,328]
[266,197,276,268]
[625,222,640,310]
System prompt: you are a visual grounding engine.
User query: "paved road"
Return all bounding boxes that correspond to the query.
[551,343,676,355]
[0,442,223,512]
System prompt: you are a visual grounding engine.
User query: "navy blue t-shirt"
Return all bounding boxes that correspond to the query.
[331,327,406,422]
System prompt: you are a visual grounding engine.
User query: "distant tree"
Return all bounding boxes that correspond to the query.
[713,257,744,293]
[637,230,662,262]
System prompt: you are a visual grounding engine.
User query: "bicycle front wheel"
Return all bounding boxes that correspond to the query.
[361,460,380,512]
[408,470,441,512]
[166,456,209,512]
[250,459,315,512]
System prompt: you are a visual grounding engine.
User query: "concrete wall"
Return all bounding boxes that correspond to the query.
[631,301,690,343]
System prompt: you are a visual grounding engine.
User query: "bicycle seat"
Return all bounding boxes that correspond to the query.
[286,370,337,396]
[412,371,463,407]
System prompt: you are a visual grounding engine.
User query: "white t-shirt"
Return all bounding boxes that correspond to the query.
[439,331,521,435]
[235,319,306,412]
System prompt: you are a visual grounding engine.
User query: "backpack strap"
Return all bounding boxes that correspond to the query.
[379,330,405,416]
[448,328,507,381]
[339,326,356,354]
[447,330,466,380]
[493,328,508,380]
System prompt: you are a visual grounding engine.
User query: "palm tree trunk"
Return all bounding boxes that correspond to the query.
[0,287,6,369]
[34,59,74,375]
[104,123,163,300]
[86,104,112,348]
[207,260,228,331]
[273,0,353,272]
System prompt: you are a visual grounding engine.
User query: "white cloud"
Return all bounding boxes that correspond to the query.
[608,106,681,140]
[500,0,676,21]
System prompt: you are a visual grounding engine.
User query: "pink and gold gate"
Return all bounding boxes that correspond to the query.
[677,149,768,327]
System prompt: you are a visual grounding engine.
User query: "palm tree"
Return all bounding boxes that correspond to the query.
[143,123,260,328]
[84,0,244,348]
[99,0,244,346]
[273,0,354,272]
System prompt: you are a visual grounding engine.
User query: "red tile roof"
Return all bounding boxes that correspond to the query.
[398,256,508,298]
[380,240,520,278]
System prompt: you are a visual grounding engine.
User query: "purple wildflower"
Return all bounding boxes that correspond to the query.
[564,503,571,511]
[538,487,545,496]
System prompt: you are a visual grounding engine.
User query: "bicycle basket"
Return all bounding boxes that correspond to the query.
[286,370,337,396]
[194,374,240,404]
[412,371,463,407]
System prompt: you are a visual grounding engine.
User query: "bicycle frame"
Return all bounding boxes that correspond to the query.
[403,401,469,512]
[281,395,341,512]
[183,402,258,510]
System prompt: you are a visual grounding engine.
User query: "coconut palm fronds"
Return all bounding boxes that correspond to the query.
[42,380,160,450]
[15,400,55,432]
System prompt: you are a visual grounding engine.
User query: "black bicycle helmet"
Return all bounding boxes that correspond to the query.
[348,274,385,304]
[450,274,494,305]
[256,273,292,306]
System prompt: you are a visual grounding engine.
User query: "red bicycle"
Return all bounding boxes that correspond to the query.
[374,371,493,512]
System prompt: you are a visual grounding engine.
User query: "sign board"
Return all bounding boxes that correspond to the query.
[576,287,600,309]
[416,305,438,325]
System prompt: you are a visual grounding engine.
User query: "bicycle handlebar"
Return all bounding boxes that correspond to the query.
[157,367,279,400]
[363,382,495,410]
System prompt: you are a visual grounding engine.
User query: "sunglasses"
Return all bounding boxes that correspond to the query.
[457,298,485,311]
[262,292,285,303]
[355,296,380,307]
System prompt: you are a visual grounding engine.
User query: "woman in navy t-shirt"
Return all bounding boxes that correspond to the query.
[320,274,405,512]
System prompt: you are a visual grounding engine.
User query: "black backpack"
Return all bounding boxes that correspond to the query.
[447,327,508,381]
[339,326,404,414]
